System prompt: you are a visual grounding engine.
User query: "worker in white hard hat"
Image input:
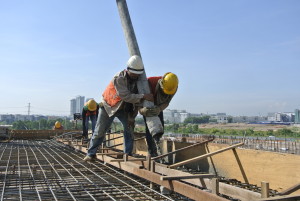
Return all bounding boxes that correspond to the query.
[82,99,99,139]
[84,55,154,162]
[139,72,179,157]
[53,121,64,130]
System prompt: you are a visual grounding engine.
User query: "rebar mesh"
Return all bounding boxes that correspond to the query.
[0,140,182,201]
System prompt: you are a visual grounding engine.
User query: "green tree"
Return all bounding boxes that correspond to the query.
[192,124,198,133]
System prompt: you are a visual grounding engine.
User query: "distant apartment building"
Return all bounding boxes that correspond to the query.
[70,99,76,116]
[231,115,267,123]
[164,109,208,123]
[0,114,15,124]
[216,113,228,123]
[295,109,300,124]
[268,112,294,122]
[70,95,85,116]
[164,109,189,123]
[76,96,85,113]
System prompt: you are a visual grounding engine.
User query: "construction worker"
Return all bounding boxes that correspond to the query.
[53,121,64,130]
[82,99,99,139]
[139,72,178,157]
[83,55,153,162]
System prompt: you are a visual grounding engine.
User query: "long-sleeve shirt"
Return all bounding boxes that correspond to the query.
[102,70,144,117]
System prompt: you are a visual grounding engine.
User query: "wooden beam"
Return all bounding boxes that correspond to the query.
[256,194,300,201]
[110,158,146,162]
[232,148,249,183]
[160,174,215,181]
[107,143,123,148]
[211,178,219,195]
[96,153,124,156]
[154,164,261,201]
[103,135,123,142]
[152,139,214,160]
[134,136,146,141]
[169,142,244,168]
[278,183,300,195]
[261,181,270,198]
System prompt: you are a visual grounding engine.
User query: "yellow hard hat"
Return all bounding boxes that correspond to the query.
[87,99,97,111]
[55,121,61,128]
[160,72,178,95]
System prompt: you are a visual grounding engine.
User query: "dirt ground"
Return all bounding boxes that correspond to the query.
[198,123,295,131]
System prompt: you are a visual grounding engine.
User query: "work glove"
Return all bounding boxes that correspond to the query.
[151,106,161,116]
[139,106,161,117]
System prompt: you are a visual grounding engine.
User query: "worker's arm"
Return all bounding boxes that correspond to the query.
[113,75,153,103]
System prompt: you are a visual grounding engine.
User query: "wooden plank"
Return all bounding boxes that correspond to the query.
[278,183,300,195]
[169,142,244,168]
[110,158,146,162]
[232,148,249,183]
[96,153,124,156]
[152,139,213,160]
[134,136,146,141]
[154,163,261,201]
[160,174,215,181]
[261,181,270,198]
[211,178,219,195]
[256,194,300,201]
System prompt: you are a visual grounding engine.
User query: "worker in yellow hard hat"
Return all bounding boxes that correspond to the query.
[53,121,64,130]
[139,72,179,157]
[82,99,99,139]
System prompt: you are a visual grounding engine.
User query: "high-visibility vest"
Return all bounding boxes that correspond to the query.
[86,110,97,116]
[102,81,122,107]
[148,76,162,96]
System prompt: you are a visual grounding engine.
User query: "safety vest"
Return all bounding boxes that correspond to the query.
[148,76,162,96]
[86,110,97,116]
[102,81,122,107]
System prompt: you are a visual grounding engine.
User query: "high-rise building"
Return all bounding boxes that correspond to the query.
[70,96,85,116]
[70,99,76,116]
[295,109,300,124]
[75,96,85,113]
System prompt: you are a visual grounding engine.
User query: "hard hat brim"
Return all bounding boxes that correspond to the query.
[127,68,144,75]
[163,87,177,95]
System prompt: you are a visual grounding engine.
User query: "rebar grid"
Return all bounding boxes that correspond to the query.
[0,140,179,201]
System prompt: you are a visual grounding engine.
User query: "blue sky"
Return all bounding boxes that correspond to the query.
[0,0,299,116]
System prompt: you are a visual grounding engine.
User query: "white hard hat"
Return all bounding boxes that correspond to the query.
[127,55,144,74]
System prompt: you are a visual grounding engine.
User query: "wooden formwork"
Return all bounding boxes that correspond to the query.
[7,130,300,201]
